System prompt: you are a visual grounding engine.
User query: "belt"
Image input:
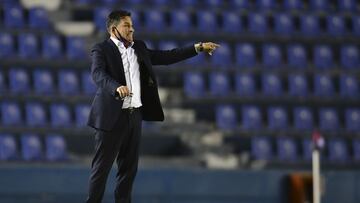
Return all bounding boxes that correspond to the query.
[121,107,140,114]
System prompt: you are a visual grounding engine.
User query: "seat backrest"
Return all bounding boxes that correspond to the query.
[184,72,205,98]
[235,73,256,96]
[50,103,72,127]
[20,134,42,161]
[276,137,298,161]
[294,107,313,130]
[251,136,273,160]
[268,107,288,129]
[319,108,339,131]
[58,70,80,95]
[1,102,22,126]
[25,102,47,127]
[288,74,308,97]
[45,134,68,161]
[33,69,55,94]
[0,134,18,161]
[0,32,15,58]
[209,72,230,96]
[242,105,262,129]
[262,73,282,96]
[216,105,237,130]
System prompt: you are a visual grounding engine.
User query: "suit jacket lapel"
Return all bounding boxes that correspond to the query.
[106,39,126,82]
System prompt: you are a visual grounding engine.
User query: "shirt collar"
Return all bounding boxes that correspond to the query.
[110,36,134,49]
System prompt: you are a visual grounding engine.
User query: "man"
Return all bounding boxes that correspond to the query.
[86,10,219,203]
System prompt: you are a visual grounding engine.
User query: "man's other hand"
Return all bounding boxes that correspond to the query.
[116,86,131,99]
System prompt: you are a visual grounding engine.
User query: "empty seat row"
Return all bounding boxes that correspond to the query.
[0,101,90,128]
[0,68,96,95]
[184,72,359,98]
[212,43,359,69]
[251,136,360,162]
[0,33,87,59]
[0,4,50,29]
[216,105,360,132]
[94,8,360,37]
[0,133,68,161]
[81,0,359,12]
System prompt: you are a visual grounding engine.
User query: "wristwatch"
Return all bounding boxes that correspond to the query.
[198,42,204,52]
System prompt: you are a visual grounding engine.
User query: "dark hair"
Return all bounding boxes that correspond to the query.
[106,10,131,32]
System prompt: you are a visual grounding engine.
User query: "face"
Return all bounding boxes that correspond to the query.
[113,16,134,42]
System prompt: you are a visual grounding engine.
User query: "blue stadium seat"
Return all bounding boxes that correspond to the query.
[236,43,256,67]
[345,108,360,131]
[0,134,18,161]
[242,105,262,129]
[341,45,359,69]
[197,11,217,33]
[18,33,39,58]
[0,32,15,58]
[75,104,91,127]
[302,138,313,160]
[313,45,334,69]
[310,0,328,11]
[94,7,110,31]
[58,70,80,95]
[231,0,249,9]
[28,7,50,29]
[251,136,272,160]
[66,37,86,59]
[262,44,282,68]
[101,0,117,4]
[211,43,232,66]
[283,0,303,10]
[179,0,198,7]
[314,74,335,97]
[268,107,288,130]
[45,134,68,161]
[33,69,55,94]
[248,13,268,34]
[144,10,165,31]
[209,72,230,96]
[50,104,72,127]
[276,137,297,161]
[170,10,191,32]
[25,102,47,127]
[8,68,30,93]
[3,4,24,28]
[20,134,42,161]
[328,138,348,162]
[287,44,307,68]
[235,73,256,96]
[184,72,205,98]
[0,71,5,92]
[294,107,313,130]
[205,0,222,7]
[319,108,339,131]
[274,13,294,36]
[300,15,320,36]
[42,34,62,59]
[82,71,96,95]
[222,12,242,33]
[257,0,275,10]
[1,102,22,126]
[339,0,356,12]
[262,74,282,96]
[353,16,360,36]
[158,41,178,50]
[288,74,308,97]
[353,139,360,161]
[340,74,359,98]
[216,105,237,130]
[327,15,345,36]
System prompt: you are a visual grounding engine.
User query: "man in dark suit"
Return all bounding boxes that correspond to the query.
[86,10,219,203]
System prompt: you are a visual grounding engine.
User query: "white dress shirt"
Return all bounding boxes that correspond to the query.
[110,37,142,109]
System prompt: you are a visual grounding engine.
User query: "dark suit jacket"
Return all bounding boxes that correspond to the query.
[87,39,198,131]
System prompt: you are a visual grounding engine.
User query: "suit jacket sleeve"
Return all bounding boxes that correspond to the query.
[148,44,198,65]
[90,43,121,96]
